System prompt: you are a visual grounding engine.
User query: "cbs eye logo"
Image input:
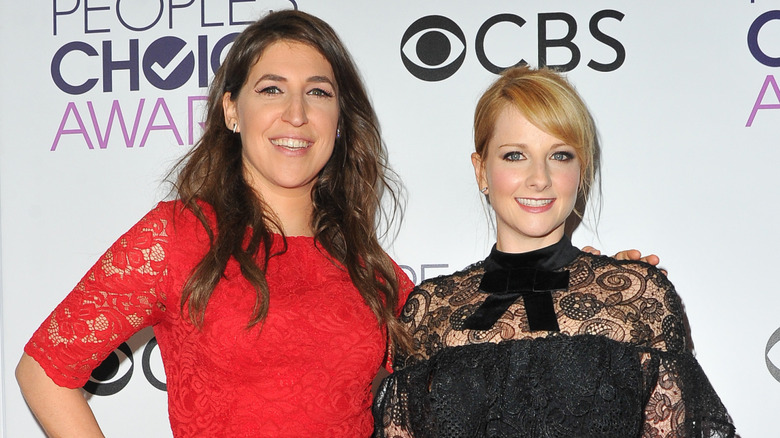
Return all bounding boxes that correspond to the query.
[83,343,135,396]
[401,16,467,82]
[767,326,780,383]
[401,11,626,81]
[83,336,166,395]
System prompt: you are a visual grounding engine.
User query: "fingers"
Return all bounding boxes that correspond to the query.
[613,249,642,261]
[585,248,665,273]
[639,254,660,266]
[581,246,602,255]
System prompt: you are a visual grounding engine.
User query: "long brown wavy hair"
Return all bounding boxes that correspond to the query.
[171,10,410,350]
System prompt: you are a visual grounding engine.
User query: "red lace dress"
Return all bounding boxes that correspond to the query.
[25,201,413,437]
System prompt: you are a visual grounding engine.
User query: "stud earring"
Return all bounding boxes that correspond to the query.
[232,123,237,134]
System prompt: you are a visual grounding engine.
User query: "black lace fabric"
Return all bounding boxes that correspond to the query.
[373,241,736,438]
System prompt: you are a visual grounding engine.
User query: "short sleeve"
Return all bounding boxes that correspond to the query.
[24,202,174,388]
[393,262,414,316]
[380,259,415,373]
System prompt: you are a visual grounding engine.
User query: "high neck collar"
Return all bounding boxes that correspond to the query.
[487,236,581,272]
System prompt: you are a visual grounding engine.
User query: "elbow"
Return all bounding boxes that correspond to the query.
[16,353,33,392]
[16,352,44,395]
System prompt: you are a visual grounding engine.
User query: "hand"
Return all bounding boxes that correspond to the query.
[582,246,666,274]
[581,246,601,256]
[613,249,659,266]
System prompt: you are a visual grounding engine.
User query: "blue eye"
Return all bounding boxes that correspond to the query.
[502,151,524,161]
[551,151,574,161]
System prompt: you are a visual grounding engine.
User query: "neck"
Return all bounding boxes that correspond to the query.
[495,230,565,254]
[255,186,316,237]
[488,235,578,272]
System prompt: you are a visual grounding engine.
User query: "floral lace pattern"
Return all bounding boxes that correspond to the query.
[374,249,735,438]
[26,201,413,437]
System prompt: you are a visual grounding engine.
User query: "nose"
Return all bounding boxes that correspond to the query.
[527,160,552,191]
[281,94,308,126]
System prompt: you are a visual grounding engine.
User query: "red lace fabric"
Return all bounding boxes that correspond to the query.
[25,201,413,437]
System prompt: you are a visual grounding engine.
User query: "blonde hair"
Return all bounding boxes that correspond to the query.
[473,65,600,217]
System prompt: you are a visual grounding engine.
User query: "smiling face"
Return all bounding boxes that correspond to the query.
[223,40,340,204]
[473,104,581,253]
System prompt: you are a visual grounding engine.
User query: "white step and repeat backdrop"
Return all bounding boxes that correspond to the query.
[1,1,778,436]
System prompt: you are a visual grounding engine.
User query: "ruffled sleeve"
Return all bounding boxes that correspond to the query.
[639,268,736,438]
[24,202,174,388]
[373,371,414,438]
[641,351,735,437]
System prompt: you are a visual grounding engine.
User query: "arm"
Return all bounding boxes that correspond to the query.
[16,353,104,438]
[17,204,173,436]
[636,267,735,437]
[641,353,735,438]
[372,374,414,438]
[641,354,685,438]
[372,367,390,397]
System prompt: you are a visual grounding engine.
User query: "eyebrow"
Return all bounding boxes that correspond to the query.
[497,143,531,150]
[498,142,570,149]
[253,74,335,88]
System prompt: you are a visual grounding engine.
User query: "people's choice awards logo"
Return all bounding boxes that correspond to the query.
[49,0,297,151]
[400,263,450,284]
[401,10,626,81]
[746,9,780,127]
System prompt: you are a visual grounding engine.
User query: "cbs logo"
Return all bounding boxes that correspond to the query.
[401,11,626,81]
[83,332,166,396]
[767,326,780,383]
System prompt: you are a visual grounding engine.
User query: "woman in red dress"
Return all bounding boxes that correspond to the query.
[16,10,412,437]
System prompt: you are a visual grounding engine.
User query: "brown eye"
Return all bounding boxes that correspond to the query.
[257,86,282,95]
[308,88,334,98]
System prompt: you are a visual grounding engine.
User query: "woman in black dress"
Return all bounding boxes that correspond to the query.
[373,66,736,438]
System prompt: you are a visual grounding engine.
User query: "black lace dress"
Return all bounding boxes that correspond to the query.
[373,237,736,438]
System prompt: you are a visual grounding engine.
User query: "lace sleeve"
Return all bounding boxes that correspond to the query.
[394,282,438,368]
[384,260,416,373]
[641,352,736,438]
[372,374,413,438]
[24,204,172,388]
[394,263,415,316]
[637,267,736,438]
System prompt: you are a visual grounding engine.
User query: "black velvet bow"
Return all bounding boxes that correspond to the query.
[462,266,568,331]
